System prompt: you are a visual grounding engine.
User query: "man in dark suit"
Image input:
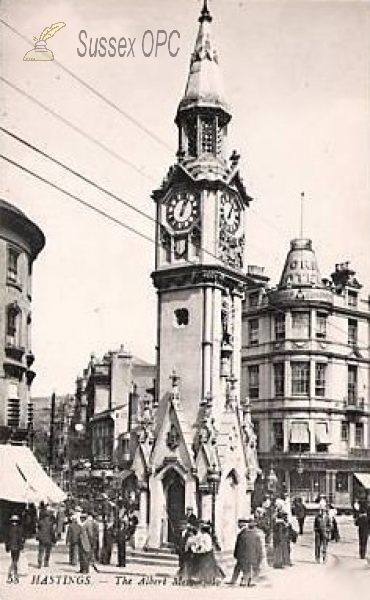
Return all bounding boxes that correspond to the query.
[5,515,24,583]
[231,517,263,587]
[355,499,370,559]
[36,508,56,568]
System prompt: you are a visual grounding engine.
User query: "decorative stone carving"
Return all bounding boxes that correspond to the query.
[225,375,237,410]
[197,394,217,447]
[242,397,259,485]
[166,423,180,450]
[174,236,188,260]
[221,290,234,346]
[219,229,245,270]
[170,370,181,409]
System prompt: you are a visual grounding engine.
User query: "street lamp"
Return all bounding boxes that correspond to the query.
[208,463,221,543]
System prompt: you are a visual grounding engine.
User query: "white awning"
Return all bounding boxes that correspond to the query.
[315,422,331,445]
[354,473,370,490]
[290,422,310,445]
[0,445,66,504]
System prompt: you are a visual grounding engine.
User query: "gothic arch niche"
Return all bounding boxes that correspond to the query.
[162,468,185,545]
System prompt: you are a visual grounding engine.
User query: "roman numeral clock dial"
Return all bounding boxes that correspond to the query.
[220,193,240,234]
[166,191,199,232]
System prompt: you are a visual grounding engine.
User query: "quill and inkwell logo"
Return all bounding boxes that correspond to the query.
[23,22,66,61]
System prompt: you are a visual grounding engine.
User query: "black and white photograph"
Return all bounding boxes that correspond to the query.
[0,0,369,598]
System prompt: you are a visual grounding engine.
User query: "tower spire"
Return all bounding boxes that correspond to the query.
[199,0,212,23]
[176,1,229,118]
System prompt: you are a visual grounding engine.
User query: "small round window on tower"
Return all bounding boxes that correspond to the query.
[174,308,189,327]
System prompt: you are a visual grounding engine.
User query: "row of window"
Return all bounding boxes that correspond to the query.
[253,420,364,451]
[248,289,358,309]
[4,304,31,349]
[248,313,358,346]
[247,362,360,400]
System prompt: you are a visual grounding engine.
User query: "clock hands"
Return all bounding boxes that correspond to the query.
[226,203,234,222]
[179,199,188,218]
[167,193,199,230]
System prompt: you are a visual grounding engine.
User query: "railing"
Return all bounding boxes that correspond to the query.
[349,448,370,458]
[343,396,365,411]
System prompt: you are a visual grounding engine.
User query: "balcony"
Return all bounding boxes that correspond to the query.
[343,395,365,415]
[5,341,25,363]
[349,448,370,459]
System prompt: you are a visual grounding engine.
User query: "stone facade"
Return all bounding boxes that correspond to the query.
[0,199,45,445]
[242,239,370,507]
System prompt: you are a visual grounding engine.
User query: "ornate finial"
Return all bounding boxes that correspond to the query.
[170,370,180,407]
[199,0,212,23]
[170,369,180,388]
[230,150,240,169]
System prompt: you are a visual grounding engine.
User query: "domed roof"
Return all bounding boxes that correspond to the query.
[0,198,45,260]
[278,238,323,289]
[0,198,26,217]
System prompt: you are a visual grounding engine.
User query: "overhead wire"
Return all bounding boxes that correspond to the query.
[0,18,173,154]
[1,21,367,346]
[1,136,367,348]
[0,80,275,261]
[0,18,293,243]
[1,77,156,185]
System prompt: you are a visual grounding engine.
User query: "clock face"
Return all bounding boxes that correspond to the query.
[220,193,241,233]
[166,191,199,232]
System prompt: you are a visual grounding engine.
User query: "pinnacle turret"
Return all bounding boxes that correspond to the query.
[278,238,324,289]
[177,0,230,121]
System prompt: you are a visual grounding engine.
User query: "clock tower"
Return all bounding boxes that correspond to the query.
[141,1,259,551]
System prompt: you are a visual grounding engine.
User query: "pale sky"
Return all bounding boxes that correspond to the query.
[1,0,369,397]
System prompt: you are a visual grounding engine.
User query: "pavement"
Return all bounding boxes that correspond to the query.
[0,516,369,600]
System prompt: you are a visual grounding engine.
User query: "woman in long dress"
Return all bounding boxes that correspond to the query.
[272,510,285,569]
[188,522,224,585]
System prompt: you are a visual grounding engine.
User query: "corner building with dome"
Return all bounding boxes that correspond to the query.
[242,238,370,508]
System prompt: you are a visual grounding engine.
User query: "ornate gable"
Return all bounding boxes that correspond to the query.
[150,392,195,475]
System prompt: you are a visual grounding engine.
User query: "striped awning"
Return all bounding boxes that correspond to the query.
[315,422,331,445]
[354,473,370,490]
[290,421,310,444]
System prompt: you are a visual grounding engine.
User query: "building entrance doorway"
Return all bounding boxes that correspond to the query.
[164,469,185,545]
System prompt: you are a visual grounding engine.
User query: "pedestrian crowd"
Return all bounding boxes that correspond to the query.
[4,492,138,584]
[4,491,370,586]
[175,491,369,588]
